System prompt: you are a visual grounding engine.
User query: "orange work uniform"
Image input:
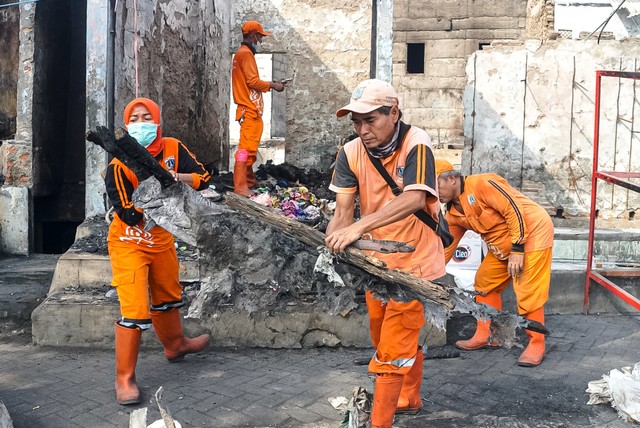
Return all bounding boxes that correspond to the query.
[330,122,446,375]
[444,174,554,314]
[105,138,211,329]
[232,43,271,168]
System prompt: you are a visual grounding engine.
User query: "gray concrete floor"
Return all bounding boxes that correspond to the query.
[1,255,639,427]
[0,313,639,427]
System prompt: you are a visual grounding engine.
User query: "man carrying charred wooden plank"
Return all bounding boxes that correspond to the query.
[325,79,446,428]
[435,159,554,367]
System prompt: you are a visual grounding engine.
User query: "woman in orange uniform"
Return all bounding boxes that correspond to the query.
[105,98,212,405]
[435,159,554,367]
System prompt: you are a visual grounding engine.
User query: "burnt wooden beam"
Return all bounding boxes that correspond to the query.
[86,126,176,188]
[225,192,453,309]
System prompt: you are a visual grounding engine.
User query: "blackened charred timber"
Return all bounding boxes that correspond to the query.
[224,192,453,309]
[86,126,176,188]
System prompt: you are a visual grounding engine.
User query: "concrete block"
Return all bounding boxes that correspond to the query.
[463,29,523,40]
[394,17,451,32]
[31,291,445,349]
[405,1,468,19]
[425,40,467,59]
[452,16,523,31]
[0,186,29,255]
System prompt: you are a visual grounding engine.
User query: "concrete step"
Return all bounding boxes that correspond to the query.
[30,218,640,349]
[31,285,445,349]
[552,226,640,264]
[49,248,199,295]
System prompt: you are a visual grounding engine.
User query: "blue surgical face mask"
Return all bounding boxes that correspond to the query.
[127,122,158,147]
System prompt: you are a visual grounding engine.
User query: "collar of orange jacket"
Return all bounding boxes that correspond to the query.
[123,97,165,157]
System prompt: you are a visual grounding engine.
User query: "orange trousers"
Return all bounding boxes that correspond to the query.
[475,247,552,314]
[238,108,264,169]
[108,242,183,327]
[366,290,424,375]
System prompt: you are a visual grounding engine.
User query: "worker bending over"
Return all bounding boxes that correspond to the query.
[435,159,554,367]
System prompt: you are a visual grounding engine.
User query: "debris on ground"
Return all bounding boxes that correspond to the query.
[425,345,460,359]
[0,400,14,428]
[249,185,328,228]
[329,386,372,428]
[129,386,182,428]
[587,361,640,423]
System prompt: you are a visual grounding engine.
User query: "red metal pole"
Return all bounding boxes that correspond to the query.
[584,70,602,314]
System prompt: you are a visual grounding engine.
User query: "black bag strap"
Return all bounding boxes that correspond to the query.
[365,144,440,233]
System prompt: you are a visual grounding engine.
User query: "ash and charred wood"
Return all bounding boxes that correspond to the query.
[86,126,176,188]
[225,192,453,309]
[86,126,152,182]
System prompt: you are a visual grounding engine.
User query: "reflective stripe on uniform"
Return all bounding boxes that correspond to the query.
[150,300,185,311]
[373,353,415,369]
[119,318,152,330]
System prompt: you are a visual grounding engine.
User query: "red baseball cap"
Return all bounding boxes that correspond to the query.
[241,21,272,36]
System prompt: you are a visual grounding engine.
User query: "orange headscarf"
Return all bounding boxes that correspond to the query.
[123,97,165,156]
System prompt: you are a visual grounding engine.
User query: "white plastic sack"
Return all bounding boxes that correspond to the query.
[586,361,640,423]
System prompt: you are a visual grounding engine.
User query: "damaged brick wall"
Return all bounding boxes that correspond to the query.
[114,0,231,167]
[233,0,372,170]
[392,0,528,149]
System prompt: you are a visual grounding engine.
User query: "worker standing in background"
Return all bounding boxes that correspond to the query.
[231,20,286,196]
[326,79,446,428]
[435,159,554,367]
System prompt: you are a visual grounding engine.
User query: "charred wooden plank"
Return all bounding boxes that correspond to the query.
[86,126,176,188]
[225,192,453,309]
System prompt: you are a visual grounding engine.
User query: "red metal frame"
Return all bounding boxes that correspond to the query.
[584,70,640,313]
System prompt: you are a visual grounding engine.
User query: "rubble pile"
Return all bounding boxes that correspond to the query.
[85,127,544,347]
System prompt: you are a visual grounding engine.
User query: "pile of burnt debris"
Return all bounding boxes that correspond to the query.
[210,161,333,200]
[210,161,339,231]
[81,127,455,324]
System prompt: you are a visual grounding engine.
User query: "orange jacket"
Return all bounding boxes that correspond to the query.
[444,174,554,262]
[232,43,271,118]
[106,137,211,253]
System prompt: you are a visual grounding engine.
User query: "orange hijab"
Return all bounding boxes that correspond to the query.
[123,97,165,156]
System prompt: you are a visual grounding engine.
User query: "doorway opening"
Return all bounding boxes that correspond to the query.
[32,0,87,254]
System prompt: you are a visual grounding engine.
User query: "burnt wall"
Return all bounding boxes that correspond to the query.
[0,4,19,140]
[393,0,529,149]
[114,0,231,168]
[32,0,86,253]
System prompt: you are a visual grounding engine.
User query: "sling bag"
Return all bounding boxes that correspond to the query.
[365,139,455,248]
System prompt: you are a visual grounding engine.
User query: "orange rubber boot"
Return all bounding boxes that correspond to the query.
[455,292,502,351]
[115,323,141,405]
[151,308,211,362]
[233,149,252,197]
[371,373,404,428]
[518,306,545,367]
[396,346,424,415]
